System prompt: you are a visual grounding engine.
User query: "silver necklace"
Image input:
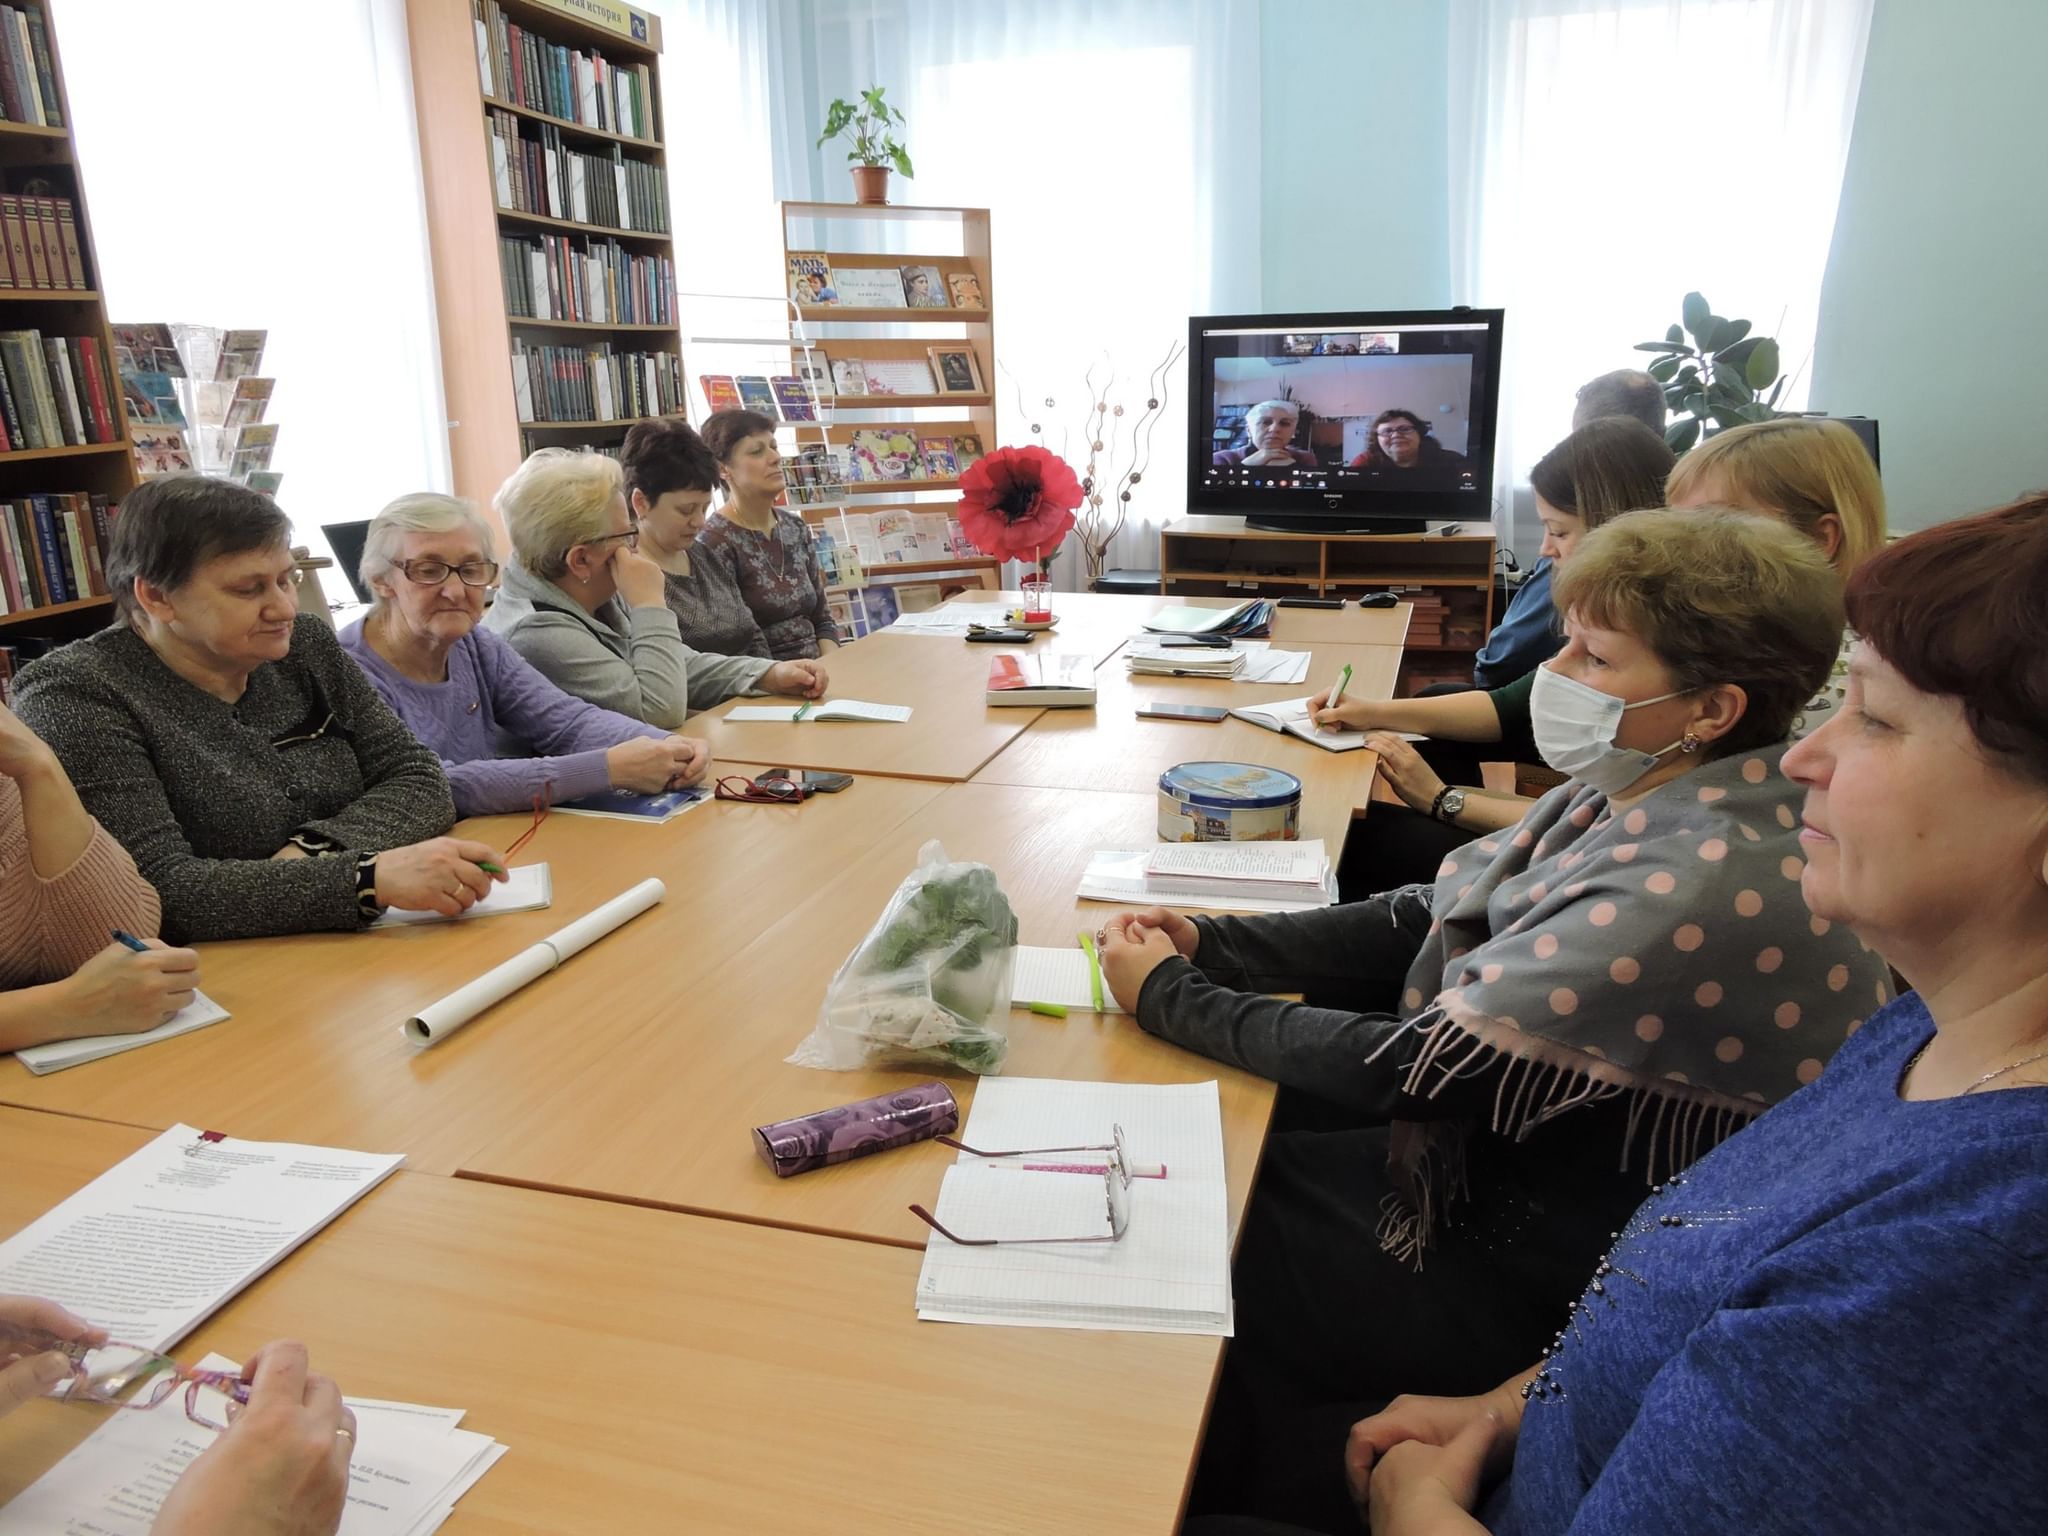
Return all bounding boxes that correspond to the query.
[1903,1040,2048,1094]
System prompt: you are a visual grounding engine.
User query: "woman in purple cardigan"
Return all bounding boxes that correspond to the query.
[341,493,712,817]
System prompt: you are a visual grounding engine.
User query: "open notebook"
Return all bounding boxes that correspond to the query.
[1227,695,1369,751]
[914,1078,1231,1335]
[372,863,552,927]
[1009,945,1124,1014]
[14,993,231,1075]
[727,700,912,723]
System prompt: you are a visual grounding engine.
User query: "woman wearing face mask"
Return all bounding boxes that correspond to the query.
[341,493,711,817]
[1096,509,1893,1531]
[483,447,825,728]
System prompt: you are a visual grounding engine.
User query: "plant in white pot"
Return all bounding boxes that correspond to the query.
[817,87,914,205]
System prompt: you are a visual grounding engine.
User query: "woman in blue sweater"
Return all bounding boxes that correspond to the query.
[1197,495,2048,1535]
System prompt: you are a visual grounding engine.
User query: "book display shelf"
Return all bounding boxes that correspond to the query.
[1157,516,1497,694]
[773,201,1001,634]
[408,0,679,514]
[0,0,138,655]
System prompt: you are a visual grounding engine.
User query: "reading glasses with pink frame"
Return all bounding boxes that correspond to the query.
[1,1320,250,1431]
[909,1124,1134,1246]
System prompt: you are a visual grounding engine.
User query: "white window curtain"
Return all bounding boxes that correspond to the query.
[64,0,448,553]
[659,0,1263,591]
[1448,0,1874,558]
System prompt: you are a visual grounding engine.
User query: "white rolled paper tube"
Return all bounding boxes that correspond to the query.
[403,877,666,1046]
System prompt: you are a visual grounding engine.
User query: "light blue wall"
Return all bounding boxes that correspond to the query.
[1258,0,1451,311]
[1809,0,2048,530]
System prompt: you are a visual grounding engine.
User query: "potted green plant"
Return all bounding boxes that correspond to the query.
[817,87,915,205]
[1633,291,1786,451]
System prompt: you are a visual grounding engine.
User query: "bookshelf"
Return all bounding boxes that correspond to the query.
[0,0,138,646]
[407,0,679,517]
[776,202,1001,630]
[1157,516,1498,694]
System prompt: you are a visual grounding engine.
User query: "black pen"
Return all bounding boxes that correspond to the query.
[111,929,149,953]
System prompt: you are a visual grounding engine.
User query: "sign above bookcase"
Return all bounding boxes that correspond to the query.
[517,0,658,47]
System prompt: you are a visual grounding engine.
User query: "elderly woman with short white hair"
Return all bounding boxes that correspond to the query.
[340,491,711,817]
[482,448,825,728]
[1213,399,1319,468]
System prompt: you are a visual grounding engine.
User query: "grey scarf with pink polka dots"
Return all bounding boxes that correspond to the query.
[1372,740,1892,1265]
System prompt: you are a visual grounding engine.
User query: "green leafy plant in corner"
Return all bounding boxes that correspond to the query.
[816,87,915,178]
[1634,292,1785,453]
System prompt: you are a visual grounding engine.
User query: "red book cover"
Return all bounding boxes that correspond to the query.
[76,334,113,441]
[699,375,741,413]
[508,22,526,106]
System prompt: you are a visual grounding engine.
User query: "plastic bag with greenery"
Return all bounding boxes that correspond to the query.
[790,840,1018,1075]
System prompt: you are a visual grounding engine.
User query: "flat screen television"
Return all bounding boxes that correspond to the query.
[1188,308,1504,533]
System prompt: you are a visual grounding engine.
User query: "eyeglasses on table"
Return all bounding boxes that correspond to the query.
[909,1125,1134,1246]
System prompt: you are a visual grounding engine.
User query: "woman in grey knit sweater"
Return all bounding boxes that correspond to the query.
[15,477,506,943]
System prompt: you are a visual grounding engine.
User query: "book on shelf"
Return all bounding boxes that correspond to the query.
[830,267,909,309]
[488,108,669,233]
[698,374,741,413]
[769,374,816,421]
[227,423,278,478]
[0,330,118,451]
[510,339,682,424]
[221,376,273,429]
[129,426,192,478]
[946,271,985,309]
[828,357,868,396]
[0,644,14,704]
[214,329,266,381]
[781,444,846,505]
[795,351,832,399]
[0,5,62,128]
[499,232,675,324]
[117,368,183,428]
[0,490,114,614]
[900,264,947,308]
[846,428,924,482]
[473,0,659,143]
[0,194,89,290]
[734,375,778,416]
[859,357,936,397]
[245,470,282,496]
[986,652,1097,709]
[917,437,959,477]
[953,434,985,472]
[787,251,835,305]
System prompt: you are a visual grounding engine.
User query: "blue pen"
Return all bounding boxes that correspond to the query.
[111,929,149,953]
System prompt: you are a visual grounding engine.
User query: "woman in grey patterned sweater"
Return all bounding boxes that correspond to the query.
[15,477,505,943]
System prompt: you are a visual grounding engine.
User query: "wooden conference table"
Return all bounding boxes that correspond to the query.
[0,1110,1222,1536]
[0,590,1413,1527]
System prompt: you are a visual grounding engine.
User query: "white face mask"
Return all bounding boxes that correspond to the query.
[1530,664,1691,796]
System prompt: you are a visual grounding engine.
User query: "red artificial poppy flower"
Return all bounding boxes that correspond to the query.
[955,445,1083,564]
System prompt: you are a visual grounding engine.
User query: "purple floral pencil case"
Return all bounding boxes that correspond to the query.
[754,1082,961,1177]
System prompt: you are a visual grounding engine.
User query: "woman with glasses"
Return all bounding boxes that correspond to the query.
[1347,408,1470,472]
[1,1294,353,1535]
[484,448,825,729]
[341,493,713,818]
[14,477,505,942]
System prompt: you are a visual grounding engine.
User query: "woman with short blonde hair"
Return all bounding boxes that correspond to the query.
[1666,416,1886,573]
[341,490,712,817]
[483,448,823,727]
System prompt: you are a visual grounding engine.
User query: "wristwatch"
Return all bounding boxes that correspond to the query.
[1431,787,1467,824]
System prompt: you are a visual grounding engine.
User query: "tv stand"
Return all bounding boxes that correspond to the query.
[1157,514,1497,694]
[1244,513,1426,536]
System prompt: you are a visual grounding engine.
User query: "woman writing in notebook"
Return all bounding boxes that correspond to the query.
[0,1295,352,1535]
[484,447,825,726]
[341,492,712,817]
[1098,509,1892,1530]
[14,477,507,942]
[0,702,199,1053]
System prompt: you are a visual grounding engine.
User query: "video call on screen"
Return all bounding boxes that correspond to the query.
[1200,325,1491,493]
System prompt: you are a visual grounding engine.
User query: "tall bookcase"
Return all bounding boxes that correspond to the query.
[407,0,678,516]
[0,0,137,649]
[776,201,1001,628]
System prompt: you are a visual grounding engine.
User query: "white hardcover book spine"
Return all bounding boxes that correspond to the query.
[510,344,534,423]
[60,507,90,596]
[529,248,550,319]
[473,14,493,97]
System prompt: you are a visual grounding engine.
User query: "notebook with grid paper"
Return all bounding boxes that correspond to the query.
[913,1078,1232,1335]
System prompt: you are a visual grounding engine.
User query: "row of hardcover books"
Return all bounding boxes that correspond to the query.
[473,0,656,143]
[0,329,119,452]
[0,4,59,127]
[0,194,88,291]
[0,489,114,615]
[499,233,674,326]
[510,341,682,425]
[488,110,669,234]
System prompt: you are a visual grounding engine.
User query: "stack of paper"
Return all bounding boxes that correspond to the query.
[1078,846,1337,913]
[1125,647,1244,679]
[914,1078,1231,1335]
[1144,840,1332,904]
[1141,599,1274,638]
[889,604,1012,635]
[0,1376,505,1536]
[0,1124,403,1350]
[14,994,232,1075]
